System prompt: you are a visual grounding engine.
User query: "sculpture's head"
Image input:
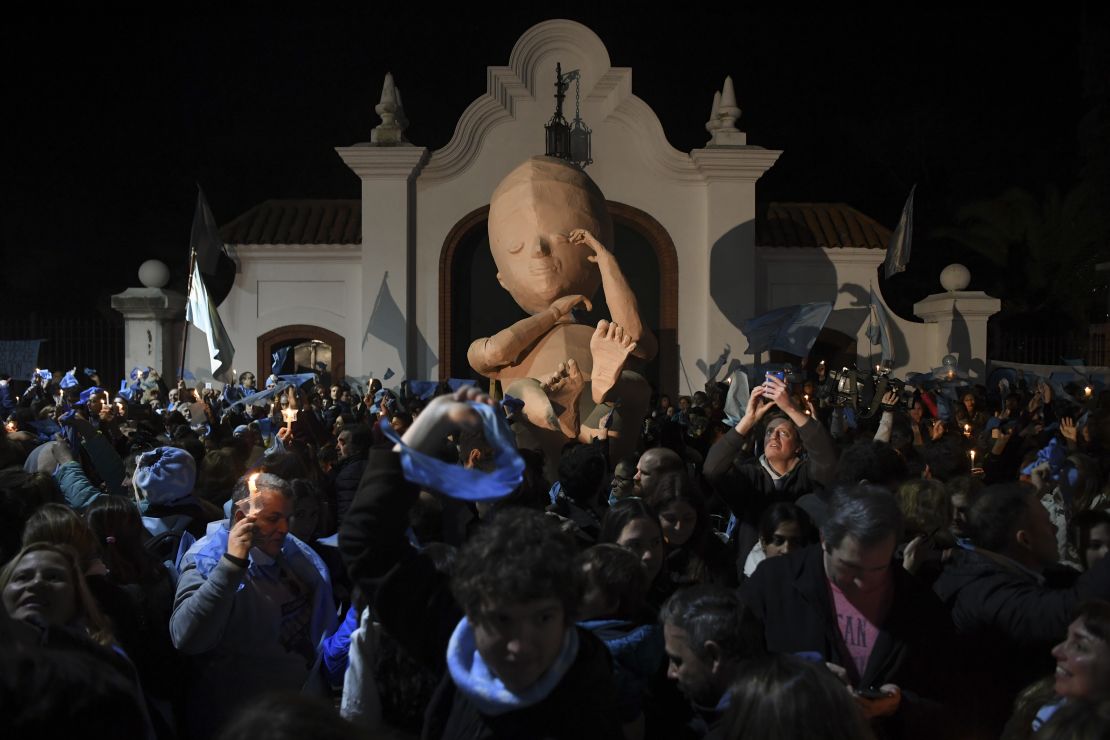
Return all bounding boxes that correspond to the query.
[488,156,612,315]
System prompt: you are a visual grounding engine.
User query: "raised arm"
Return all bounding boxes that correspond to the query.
[467,293,592,376]
[571,229,658,361]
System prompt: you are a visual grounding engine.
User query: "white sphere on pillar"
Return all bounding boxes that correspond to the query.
[138,259,171,289]
[939,263,970,292]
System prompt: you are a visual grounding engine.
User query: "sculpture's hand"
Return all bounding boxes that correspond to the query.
[570,229,613,265]
[549,294,593,320]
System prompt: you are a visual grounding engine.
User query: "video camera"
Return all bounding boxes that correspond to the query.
[826,364,907,419]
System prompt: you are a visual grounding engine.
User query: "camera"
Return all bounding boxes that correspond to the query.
[827,364,906,419]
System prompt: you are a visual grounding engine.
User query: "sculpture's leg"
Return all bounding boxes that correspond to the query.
[540,359,585,438]
[580,370,652,465]
[590,320,637,405]
[504,377,562,433]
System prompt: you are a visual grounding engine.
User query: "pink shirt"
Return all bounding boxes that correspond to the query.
[828,578,886,679]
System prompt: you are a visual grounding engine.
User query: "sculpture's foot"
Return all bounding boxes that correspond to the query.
[590,320,636,405]
[541,359,585,438]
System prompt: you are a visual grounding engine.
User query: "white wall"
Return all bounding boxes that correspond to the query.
[183,245,361,382]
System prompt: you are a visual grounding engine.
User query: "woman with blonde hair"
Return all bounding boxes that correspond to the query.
[1,541,113,646]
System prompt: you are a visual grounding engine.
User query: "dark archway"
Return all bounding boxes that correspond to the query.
[257,325,345,384]
[438,201,678,394]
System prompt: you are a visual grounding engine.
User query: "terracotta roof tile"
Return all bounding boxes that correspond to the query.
[221,199,889,250]
[756,203,891,249]
[221,199,361,245]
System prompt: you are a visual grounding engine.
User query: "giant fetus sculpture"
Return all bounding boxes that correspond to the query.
[468,156,657,461]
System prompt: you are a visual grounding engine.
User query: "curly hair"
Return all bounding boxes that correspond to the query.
[450,508,582,622]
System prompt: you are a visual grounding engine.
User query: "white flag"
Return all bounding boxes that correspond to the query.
[884,185,916,279]
[186,259,235,381]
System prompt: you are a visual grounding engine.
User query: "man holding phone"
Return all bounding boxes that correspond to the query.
[743,486,959,738]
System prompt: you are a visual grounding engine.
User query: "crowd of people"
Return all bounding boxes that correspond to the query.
[1,359,1109,739]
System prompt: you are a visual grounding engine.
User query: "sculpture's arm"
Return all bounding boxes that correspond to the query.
[571,229,658,361]
[467,294,592,376]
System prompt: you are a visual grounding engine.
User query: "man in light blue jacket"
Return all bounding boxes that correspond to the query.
[170,472,335,739]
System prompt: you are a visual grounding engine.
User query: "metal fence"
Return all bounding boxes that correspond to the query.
[0,315,124,385]
[989,324,1109,367]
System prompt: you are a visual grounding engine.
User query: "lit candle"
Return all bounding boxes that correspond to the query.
[1086,386,1093,396]
[964,424,971,437]
[969,449,976,466]
[247,471,263,515]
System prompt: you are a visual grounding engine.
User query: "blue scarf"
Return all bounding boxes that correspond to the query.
[446,616,579,717]
[379,401,524,502]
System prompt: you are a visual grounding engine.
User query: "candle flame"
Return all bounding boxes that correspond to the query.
[248,472,260,496]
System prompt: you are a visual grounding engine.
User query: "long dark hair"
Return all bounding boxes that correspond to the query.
[722,653,875,740]
[644,470,709,553]
[85,497,167,586]
[599,498,660,545]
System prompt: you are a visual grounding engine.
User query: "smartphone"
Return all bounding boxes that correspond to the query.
[205,382,213,390]
[856,688,890,700]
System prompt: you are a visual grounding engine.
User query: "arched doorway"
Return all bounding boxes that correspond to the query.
[438,202,679,394]
[257,325,346,386]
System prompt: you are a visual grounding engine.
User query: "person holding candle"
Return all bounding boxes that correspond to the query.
[170,471,336,739]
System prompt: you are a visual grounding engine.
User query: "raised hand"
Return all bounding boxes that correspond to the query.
[569,228,613,265]
[549,293,593,320]
[399,386,495,455]
[227,514,255,561]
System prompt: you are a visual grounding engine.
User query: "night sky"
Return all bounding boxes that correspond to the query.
[5,7,1105,323]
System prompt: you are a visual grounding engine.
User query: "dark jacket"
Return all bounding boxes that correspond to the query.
[329,452,368,526]
[339,449,622,740]
[742,545,957,740]
[932,546,1110,735]
[703,420,837,522]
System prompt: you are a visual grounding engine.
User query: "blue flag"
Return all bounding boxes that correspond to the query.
[884,185,915,279]
[383,368,395,380]
[742,303,833,358]
[865,286,895,365]
[272,346,291,376]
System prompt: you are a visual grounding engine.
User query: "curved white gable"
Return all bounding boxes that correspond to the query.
[421,19,697,183]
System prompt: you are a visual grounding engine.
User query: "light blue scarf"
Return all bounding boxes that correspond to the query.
[379,401,524,502]
[446,616,579,716]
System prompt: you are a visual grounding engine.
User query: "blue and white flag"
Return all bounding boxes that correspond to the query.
[271,346,291,376]
[865,286,895,365]
[186,259,235,382]
[884,185,916,279]
[742,303,833,358]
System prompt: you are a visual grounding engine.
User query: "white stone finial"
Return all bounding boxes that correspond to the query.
[940,263,971,292]
[720,76,740,112]
[707,76,746,146]
[371,72,410,146]
[706,90,722,134]
[138,259,170,289]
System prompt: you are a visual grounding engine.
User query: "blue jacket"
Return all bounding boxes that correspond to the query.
[170,521,337,737]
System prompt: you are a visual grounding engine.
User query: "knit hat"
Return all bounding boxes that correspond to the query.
[77,386,106,406]
[133,446,197,505]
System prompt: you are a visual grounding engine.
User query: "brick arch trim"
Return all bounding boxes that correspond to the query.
[256,324,346,382]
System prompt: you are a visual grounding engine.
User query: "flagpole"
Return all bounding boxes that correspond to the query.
[868,282,876,372]
[179,248,196,383]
